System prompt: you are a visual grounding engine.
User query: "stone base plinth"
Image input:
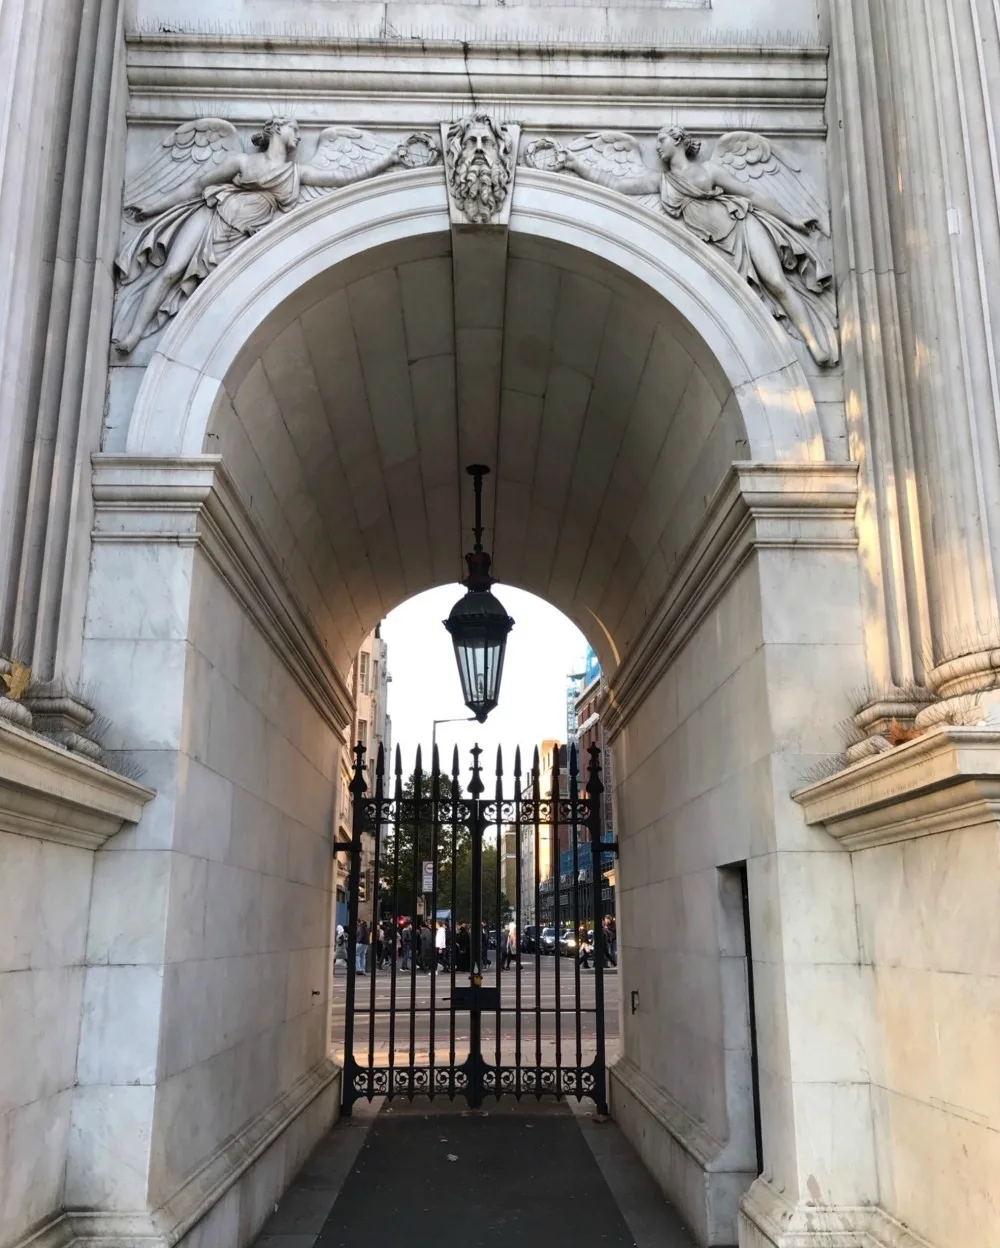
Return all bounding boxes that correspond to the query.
[610,1058,755,1247]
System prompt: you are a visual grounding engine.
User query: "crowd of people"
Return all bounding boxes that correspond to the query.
[335,913,618,975]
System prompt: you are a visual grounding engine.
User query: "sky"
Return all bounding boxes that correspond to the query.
[379,584,589,784]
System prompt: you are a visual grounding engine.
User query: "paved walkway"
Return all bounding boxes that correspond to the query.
[252,1097,697,1248]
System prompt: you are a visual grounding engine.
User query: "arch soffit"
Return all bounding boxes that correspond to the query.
[125,168,824,462]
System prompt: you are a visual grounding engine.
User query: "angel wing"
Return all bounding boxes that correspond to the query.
[523,131,660,211]
[123,118,243,212]
[711,130,830,235]
[298,127,390,202]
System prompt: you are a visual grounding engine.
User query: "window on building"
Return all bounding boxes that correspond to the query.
[359,652,370,695]
[358,720,368,748]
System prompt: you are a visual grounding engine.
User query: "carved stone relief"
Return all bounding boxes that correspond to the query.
[442,110,518,226]
[523,126,838,366]
[112,118,439,353]
[112,114,835,367]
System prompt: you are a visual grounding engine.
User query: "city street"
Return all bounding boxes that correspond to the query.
[332,955,620,1076]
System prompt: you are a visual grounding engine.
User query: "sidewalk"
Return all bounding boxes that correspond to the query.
[251,1096,697,1248]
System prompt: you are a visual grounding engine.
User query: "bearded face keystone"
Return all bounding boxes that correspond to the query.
[445,111,515,225]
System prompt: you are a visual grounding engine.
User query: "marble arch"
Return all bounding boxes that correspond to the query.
[126,167,823,463]
[66,158,868,1248]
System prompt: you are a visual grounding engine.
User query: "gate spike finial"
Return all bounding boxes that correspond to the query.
[349,740,368,796]
[569,742,579,782]
[395,743,403,777]
[514,746,522,777]
[452,744,460,779]
[532,744,540,774]
[586,742,604,799]
[468,743,484,797]
[415,743,423,776]
[432,742,440,778]
[496,745,503,777]
[376,741,385,779]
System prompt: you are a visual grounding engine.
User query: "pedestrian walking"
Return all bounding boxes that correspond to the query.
[503,921,517,970]
[356,919,368,974]
[578,924,592,970]
[419,920,434,973]
[454,923,471,972]
[401,922,412,971]
[435,921,447,968]
[601,915,617,968]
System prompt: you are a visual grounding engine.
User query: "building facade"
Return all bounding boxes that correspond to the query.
[1,4,999,1248]
[335,626,392,925]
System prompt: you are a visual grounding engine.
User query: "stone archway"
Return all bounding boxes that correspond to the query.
[74,168,865,1248]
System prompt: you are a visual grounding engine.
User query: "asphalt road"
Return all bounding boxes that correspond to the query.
[331,954,620,1071]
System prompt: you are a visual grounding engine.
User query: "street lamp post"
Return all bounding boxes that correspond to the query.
[431,715,477,759]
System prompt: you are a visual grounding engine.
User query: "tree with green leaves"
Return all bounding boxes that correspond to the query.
[375,766,511,927]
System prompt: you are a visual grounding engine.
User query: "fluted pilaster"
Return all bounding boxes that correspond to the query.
[870,0,1000,711]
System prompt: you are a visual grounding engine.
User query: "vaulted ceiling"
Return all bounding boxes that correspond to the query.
[207,230,745,676]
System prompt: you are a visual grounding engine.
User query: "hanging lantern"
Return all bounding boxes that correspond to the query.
[443,465,515,723]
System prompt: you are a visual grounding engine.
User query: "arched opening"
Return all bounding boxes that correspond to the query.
[77,171,861,1248]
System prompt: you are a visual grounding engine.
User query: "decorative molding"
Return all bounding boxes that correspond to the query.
[610,1055,727,1171]
[7,1215,76,1248]
[601,462,859,740]
[0,719,153,852]
[91,456,355,736]
[11,1062,341,1248]
[792,725,1000,851]
[740,1177,938,1248]
[122,34,829,135]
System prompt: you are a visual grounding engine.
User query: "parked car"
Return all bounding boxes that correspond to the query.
[520,925,539,952]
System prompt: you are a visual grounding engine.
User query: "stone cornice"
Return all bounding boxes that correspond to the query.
[601,462,859,740]
[123,33,828,134]
[0,719,153,852]
[792,725,1000,851]
[91,455,355,736]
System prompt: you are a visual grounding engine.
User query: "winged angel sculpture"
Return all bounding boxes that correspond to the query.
[524,126,837,366]
[112,117,438,353]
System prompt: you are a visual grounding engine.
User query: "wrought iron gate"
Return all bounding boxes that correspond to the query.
[339,741,611,1115]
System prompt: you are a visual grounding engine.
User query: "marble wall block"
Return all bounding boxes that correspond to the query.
[0,834,93,1245]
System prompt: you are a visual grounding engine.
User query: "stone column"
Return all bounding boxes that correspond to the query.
[862,0,1000,718]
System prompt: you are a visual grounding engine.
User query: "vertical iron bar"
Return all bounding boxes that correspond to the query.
[569,745,583,1082]
[513,747,523,1098]
[551,744,563,1098]
[366,746,384,1101]
[493,748,503,1093]
[532,748,542,1093]
[341,742,367,1116]
[408,745,422,1096]
[429,745,441,1098]
[587,744,609,1116]
[467,744,485,1108]
[449,746,460,1099]
[386,744,401,1097]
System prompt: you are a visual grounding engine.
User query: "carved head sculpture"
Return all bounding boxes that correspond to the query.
[656,126,702,163]
[446,111,514,224]
[251,117,301,154]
